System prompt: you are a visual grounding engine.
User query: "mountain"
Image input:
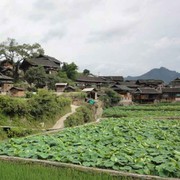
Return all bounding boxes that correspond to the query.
[126,67,180,83]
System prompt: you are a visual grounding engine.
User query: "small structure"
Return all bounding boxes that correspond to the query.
[9,87,25,97]
[64,86,76,92]
[0,73,13,93]
[55,83,68,92]
[82,88,97,100]
[162,87,180,102]
[132,88,160,103]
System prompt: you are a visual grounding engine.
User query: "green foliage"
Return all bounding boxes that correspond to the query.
[0,90,71,124]
[7,128,33,138]
[0,38,44,81]
[46,74,61,90]
[28,89,71,121]
[99,88,121,107]
[0,161,123,180]
[103,104,180,118]
[83,69,90,76]
[0,96,28,117]
[0,116,179,178]
[62,92,87,100]
[24,66,47,88]
[64,105,95,127]
[61,62,78,80]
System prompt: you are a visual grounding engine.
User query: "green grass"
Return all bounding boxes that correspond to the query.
[0,160,132,180]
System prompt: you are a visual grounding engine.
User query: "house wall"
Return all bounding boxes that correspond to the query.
[2,83,13,92]
[56,86,66,92]
[10,90,25,97]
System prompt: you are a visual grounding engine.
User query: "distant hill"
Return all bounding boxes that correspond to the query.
[126,67,180,83]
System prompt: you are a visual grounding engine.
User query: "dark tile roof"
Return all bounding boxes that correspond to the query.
[118,81,139,88]
[111,85,133,92]
[76,76,106,83]
[0,73,13,80]
[136,79,164,85]
[134,88,160,94]
[100,76,124,82]
[10,87,25,91]
[26,55,61,68]
[162,87,180,93]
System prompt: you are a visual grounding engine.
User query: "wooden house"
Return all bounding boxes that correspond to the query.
[169,78,180,87]
[100,76,124,84]
[55,83,68,92]
[0,73,13,93]
[132,88,160,103]
[9,87,25,97]
[111,84,133,101]
[136,79,164,88]
[116,80,139,89]
[76,76,107,89]
[82,88,97,100]
[161,87,180,102]
[20,55,61,74]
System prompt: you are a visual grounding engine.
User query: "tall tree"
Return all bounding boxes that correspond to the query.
[24,66,47,88]
[0,38,44,81]
[62,62,78,80]
[83,69,90,76]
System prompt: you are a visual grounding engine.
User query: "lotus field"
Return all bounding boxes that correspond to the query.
[0,103,180,178]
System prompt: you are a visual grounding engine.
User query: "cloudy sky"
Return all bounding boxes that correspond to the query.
[0,0,180,76]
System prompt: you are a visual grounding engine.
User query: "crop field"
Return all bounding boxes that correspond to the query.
[103,103,180,118]
[0,112,179,178]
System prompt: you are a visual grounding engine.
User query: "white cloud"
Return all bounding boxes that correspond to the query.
[0,0,180,76]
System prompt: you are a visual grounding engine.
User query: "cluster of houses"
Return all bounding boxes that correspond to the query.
[75,75,180,104]
[0,54,180,103]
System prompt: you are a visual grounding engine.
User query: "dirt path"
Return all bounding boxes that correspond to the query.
[51,105,79,130]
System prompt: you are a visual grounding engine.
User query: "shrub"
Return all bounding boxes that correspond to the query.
[64,105,95,127]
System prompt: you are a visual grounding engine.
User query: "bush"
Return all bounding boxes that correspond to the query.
[7,128,33,138]
[0,90,71,125]
[28,89,71,120]
[64,105,95,127]
[99,88,121,107]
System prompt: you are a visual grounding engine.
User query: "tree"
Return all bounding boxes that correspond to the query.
[24,66,47,88]
[61,62,78,80]
[83,69,90,76]
[99,88,121,107]
[0,38,44,81]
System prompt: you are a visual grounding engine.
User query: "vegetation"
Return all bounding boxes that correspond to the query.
[0,38,44,81]
[64,105,95,127]
[0,90,71,129]
[24,66,47,88]
[0,160,124,180]
[61,62,78,80]
[103,103,180,118]
[99,88,121,107]
[0,114,179,178]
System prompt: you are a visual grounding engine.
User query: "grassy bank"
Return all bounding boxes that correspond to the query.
[0,160,129,180]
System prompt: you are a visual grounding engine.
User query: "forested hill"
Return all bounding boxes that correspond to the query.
[126,67,180,83]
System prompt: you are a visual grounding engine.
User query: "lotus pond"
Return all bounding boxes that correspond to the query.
[0,117,179,178]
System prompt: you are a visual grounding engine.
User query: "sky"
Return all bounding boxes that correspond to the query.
[0,0,180,76]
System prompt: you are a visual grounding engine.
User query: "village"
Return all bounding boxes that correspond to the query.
[0,53,180,104]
